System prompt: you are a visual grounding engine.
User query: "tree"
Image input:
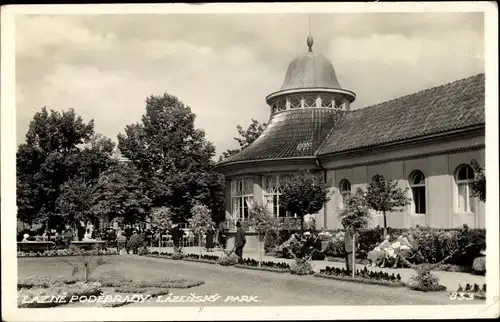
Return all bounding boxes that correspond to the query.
[17,107,114,228]
[188,203,215,259]
[91,162,152,226]
[469,159,486,202]
[55,177,96,228]
[279,172,331,235]
[117,93,223,223]
[219,119,267,160]
[365,175,411,236]
[249,202,277,266]
[337,188,371,232]
[337,188,371,277]
[151,206,174,232]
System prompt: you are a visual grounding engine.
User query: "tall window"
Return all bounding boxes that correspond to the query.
[263,174,293,218]
[339,179,351,210]
[409,170,426,215]
[455,164,475,213]
[231,177,253,221]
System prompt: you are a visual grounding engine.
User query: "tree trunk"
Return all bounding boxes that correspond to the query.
[258,232,262,267]
[199,235,202,259]
[300,215,304,236]
[352,233,356,278]
[383,210,388,237]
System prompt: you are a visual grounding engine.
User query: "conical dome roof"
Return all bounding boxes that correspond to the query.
[280,51,342,91]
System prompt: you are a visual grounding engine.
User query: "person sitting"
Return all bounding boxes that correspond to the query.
[368,235,392,267]
[392,234,413,268]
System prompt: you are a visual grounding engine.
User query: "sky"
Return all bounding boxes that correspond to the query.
[15,12,485,158]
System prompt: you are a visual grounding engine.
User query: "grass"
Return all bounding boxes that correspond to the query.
[17,255,205,308]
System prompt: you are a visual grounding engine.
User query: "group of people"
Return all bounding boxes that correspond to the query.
[367,234,413,268]
[276,229,325,260]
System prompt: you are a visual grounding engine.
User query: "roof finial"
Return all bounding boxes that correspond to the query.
[307,13,313,52]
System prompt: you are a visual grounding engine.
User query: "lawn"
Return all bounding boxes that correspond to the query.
[17,255,468,306]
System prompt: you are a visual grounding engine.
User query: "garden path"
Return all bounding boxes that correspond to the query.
[148,246,485,292]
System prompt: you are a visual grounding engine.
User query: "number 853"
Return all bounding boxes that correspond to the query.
[450,292,475,300]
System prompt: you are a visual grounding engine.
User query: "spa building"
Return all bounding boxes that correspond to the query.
[214,36,486,235]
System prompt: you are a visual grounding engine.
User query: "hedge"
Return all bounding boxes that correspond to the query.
[287,226,485,266]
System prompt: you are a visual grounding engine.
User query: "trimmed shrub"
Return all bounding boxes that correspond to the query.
[472,257,486,275]
[407,265,446,292]
[290,258,314,275]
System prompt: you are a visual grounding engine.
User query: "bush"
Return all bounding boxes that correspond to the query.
[407,265,446,292]
[290,258,314,275]
[323,234,345,257]
[217,254,239,266]
[472,257,486,275]
[264,230,298,254]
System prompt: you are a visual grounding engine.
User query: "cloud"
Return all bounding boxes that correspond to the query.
[16,15,117,59]
[15,13,485,158]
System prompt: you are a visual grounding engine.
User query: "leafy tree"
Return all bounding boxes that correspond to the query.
[16,107,114,228]
[469,159,486,202]
[91,162,152,226]
[337,188,370,276]
[219,119,267,160]
[117,93,223,223]
[365,175,411,236]
[188,203,215,259]
[337,188,371,232]
[55,177,96,228]
[151,206,174,232]
[279,172,331,235]
[249,203,277,266]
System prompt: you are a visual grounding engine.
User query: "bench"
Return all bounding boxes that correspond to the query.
[17,241,55,252]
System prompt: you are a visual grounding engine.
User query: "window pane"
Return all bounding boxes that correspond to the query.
[469,187,475,213]
[458,183,466,211]
[278,206,287,218]
[458,165,474,181]
[412,187,425,214]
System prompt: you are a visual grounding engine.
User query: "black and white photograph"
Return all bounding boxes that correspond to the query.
[1,2,499,321]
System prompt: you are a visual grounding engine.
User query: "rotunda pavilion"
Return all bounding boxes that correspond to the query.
[215,35,485,249]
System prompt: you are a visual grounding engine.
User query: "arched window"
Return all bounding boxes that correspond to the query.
[455,164,475,212]
[339,179,351,210]
[263,174,293,218]
[231,177,254,221]
[409,170,426,215]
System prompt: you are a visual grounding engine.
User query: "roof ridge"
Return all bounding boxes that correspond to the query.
[351,73,485,114]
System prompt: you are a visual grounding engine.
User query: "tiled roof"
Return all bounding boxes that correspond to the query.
[217,73,485,167]
[318,73,485,155]
[219,108,345,164]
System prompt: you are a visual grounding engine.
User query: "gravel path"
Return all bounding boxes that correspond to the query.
[17,256,475,307]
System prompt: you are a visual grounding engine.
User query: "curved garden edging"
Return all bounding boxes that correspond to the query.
[313,273,405,288]
[233,264,290,273]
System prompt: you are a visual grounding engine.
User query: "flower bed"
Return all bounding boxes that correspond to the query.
[315,266,404,287]
[18,282,102,308]
[234,264,290,273]
[182,253,219,264]
[452,283,487,300]
[234,258,290,273]
[17,248,119,257]
[18,275,78,289]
